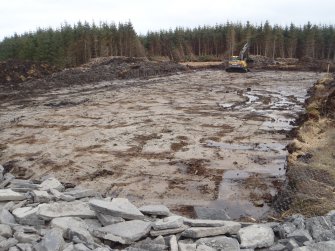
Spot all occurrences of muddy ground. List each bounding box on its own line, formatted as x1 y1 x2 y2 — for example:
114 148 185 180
0 68 322 220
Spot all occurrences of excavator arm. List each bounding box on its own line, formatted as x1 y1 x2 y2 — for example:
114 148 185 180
239 42 249 60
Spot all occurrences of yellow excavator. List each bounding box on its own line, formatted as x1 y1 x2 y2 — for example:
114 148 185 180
226 43 249 73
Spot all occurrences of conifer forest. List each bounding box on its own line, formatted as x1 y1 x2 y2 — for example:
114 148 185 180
0 21 334 67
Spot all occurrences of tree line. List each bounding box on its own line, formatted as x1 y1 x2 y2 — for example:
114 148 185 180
0 21 334 67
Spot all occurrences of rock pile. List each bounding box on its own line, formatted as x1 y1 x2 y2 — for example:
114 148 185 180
0 164 334 251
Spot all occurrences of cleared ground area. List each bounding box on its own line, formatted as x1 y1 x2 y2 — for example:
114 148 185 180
0 70 321 219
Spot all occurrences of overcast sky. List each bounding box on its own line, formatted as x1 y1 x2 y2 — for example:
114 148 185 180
0 0 334 41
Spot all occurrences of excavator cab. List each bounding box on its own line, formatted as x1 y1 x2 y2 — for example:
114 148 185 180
226 43 249 73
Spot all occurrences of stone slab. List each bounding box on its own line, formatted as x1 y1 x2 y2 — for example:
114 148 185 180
139 205 170 216
12 206 45 226
0 189 25 201
150 225 188 236
196 236 240 251
34 228 64 251
153 216 183 230
51 217 94 243
64 188 96 199
89 198 144 220
93 220 152 244
184 218 229 227
182 221 241 238
97 213 124 226
40 177 64 191
238 224 275 249
37 201 96 220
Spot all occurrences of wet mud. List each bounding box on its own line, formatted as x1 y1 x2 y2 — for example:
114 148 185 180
0 70 321 220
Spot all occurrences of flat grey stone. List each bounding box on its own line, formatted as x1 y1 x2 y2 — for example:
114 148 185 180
2 201 15 210
93 220 152 244
184 218 229 227
93 248 112 251
126 248 148 251
0 224 12 238
49 189 75 202
51 217 94 243
40 177 64 192
196 245 216 251
326 210 335 216
64 189 96 199
170 235 178 251
83 218 102 231
196 236 240 251
130 236 167 251
286 239 300 250
97 213 124 226
0 208 16 224
287 229 313 244
14 231 41 243
31 190 51 203
8 247 20 251
289 214 305 229
269 243 287 251
74 243 91 251
0 173 15 189
10 200 27 211
16 243 34 251
34 228 64 251
150 225 188 236
0 238 18 250
10 179 41 192
292 240 335 251
12 206 45 226
0 165 4 182
13 225 38 234
238 225 274 249
0 189 25 201
275 222 296 239
89 198 144 220
178 242 196 251
305 216 335 242
139 205 170 216
194 206 231 220
182 221 241 238
37 201 96 220
153 216 183 230
63 243 74 251
0 236 6 243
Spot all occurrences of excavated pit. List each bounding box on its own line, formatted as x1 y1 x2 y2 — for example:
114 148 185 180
0 70 321 220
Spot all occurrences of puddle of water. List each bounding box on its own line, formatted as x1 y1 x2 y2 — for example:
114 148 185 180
206 140 286 153
260 113 296 131
210 168 283 220
209 197 271 220
218 103 235 109
223 166 286 180
245 93 259 104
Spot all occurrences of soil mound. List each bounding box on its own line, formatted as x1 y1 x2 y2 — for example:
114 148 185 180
249 55 335 72
0 60 59 84
0 57 188 103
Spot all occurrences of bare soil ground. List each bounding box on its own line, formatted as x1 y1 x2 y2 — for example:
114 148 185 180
0 65 322 219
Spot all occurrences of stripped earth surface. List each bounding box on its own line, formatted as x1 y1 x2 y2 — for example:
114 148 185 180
0 70 322 220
